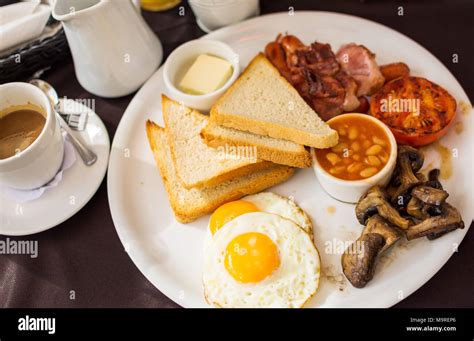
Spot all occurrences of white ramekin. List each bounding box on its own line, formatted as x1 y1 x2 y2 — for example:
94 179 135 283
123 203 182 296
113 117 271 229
189 0 260 32
163 39 240 112
311 113 398 204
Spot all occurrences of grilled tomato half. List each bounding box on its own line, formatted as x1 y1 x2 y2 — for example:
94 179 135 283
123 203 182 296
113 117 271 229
370 76 457 146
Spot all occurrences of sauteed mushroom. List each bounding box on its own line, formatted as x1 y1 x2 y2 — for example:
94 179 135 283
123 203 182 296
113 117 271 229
342 215 402 288
344 145 464 289
362 215 402 253
403 145 425 172
342 233 385 288
390 146 424 207
412 186 449 206
406 177 448 219
416 172 427 183
406 197 430 220
405 203 464 240
355 186 412 229
425 168 443 190
426 227 459 240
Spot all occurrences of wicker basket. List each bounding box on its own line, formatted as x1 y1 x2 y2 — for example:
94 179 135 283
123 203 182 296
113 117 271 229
0 16 70 83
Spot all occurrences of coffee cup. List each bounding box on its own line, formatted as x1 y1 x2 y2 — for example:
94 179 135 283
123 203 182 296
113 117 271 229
0 82 64 190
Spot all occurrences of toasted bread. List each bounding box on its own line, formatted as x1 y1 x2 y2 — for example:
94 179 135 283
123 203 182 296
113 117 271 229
210 53 338 149
201 122 312 168
146 120 295 223
162 95 272 189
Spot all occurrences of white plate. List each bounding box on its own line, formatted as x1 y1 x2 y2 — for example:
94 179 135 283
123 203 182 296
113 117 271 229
108 12 473 307
0 99 110 236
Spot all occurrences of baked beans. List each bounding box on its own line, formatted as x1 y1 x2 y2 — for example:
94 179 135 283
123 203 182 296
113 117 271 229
316 116 391 180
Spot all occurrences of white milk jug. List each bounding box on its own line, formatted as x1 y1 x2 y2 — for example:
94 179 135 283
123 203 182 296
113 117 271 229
53 0 163 98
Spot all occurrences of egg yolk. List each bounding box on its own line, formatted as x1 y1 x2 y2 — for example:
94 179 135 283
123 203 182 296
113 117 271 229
209 201 259 234
224 232 280 283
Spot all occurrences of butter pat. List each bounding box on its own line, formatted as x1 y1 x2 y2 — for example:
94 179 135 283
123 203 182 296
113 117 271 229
179 54 233 95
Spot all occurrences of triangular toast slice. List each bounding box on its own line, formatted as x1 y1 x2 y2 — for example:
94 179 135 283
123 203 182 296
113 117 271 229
201 121 312 168
162 95 272 189
210 53 338 148
145 120 294 223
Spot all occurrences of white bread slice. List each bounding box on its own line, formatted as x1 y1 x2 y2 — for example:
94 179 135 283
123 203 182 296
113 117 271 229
162 95 272 189
201 122 312 168
210 53 338 148
145 120 295 223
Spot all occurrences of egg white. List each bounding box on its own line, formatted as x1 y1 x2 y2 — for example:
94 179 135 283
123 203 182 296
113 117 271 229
203 212 320 308
243 192 313 239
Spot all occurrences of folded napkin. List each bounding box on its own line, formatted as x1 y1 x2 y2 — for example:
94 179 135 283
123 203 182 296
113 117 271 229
0 0 51 52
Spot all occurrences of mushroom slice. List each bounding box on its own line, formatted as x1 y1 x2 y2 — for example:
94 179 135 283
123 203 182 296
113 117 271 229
407 197 430 220
390 146 424 206
425 168 443 190
412 186 449 206
363 215 402 253
356 186 412 229
416 172 427 182
406 174 447 219
402 145 424 172
405 203 465 240
342 233 385 288
426 225 461 240
425 205 443 216
386 184 398 199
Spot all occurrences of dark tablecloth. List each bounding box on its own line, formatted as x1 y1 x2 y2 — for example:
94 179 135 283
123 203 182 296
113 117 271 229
1 0 473 308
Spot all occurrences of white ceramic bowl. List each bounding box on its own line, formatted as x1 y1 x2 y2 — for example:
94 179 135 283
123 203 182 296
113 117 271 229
189 0 260 32
163 39 240 112
311 113 398 203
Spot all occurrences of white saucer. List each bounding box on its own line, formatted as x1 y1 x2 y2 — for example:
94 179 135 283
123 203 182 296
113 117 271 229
0 99 110 236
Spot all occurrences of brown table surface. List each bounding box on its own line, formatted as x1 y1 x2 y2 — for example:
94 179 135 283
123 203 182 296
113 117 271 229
1 0 473 308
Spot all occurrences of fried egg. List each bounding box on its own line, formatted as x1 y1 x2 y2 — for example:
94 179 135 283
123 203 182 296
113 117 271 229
203 212 320 308
209 192 313 239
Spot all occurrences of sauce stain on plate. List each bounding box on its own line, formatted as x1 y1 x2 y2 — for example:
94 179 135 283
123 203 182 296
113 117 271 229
459 101 472 115
454 122 463 134
421 142 453 180
433 142 453 180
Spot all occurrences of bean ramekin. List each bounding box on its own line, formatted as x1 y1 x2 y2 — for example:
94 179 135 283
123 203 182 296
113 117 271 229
311 113 398 203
